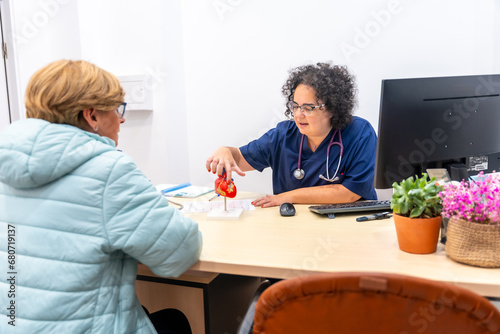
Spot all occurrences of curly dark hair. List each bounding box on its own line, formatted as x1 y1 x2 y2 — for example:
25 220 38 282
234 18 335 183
282 63 357 129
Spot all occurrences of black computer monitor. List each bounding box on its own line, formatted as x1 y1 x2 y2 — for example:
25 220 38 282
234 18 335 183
375 74 500 189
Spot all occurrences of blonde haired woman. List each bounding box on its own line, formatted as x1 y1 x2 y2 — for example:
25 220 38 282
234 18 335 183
0 60 202 334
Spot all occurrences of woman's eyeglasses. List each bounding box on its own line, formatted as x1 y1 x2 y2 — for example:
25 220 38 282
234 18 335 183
287 101 324 117
116 102 127 119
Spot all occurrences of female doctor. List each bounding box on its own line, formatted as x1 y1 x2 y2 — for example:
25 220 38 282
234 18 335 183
206 63 377 208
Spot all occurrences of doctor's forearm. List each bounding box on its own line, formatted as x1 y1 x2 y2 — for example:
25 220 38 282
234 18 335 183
285 184 361 204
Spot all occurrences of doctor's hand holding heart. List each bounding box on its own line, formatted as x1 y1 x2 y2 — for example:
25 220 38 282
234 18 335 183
214 173 237 198
206 63 378 208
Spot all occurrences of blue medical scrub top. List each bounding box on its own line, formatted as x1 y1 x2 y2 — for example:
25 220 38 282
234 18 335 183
240 116 377 200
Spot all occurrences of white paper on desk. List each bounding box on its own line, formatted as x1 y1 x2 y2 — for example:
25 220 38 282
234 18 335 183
156 184 213 198
180 199 256 213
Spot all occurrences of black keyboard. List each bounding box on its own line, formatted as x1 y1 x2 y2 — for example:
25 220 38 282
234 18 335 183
309 200 391 215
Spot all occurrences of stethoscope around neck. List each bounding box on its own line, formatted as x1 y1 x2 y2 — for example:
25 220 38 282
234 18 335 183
293 129 344 182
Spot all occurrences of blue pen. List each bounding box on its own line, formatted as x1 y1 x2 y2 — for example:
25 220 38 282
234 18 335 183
160 182 191 195
208 193 220 201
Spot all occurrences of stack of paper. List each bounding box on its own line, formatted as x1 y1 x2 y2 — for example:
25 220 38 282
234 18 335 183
180 199 256 213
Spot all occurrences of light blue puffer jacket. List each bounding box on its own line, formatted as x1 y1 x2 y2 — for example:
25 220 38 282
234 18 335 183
0 119 202 333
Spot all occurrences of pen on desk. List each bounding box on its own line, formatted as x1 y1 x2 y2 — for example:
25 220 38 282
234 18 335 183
160 182 191 195
208 194 220 201
356 212 392 222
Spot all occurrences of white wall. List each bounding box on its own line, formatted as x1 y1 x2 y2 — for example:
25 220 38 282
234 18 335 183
9 0 500 195
77 0 190 184
11 0 82 94
181 0 499 194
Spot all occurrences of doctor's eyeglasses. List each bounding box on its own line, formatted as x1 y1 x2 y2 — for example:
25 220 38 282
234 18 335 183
287 101 325 117
116 102 127 119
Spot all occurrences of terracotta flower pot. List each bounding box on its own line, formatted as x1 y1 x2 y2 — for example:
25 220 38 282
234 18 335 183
393 214 442 254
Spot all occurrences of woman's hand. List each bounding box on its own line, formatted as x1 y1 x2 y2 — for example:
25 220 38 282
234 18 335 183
206 146 246 181
251 194 290 208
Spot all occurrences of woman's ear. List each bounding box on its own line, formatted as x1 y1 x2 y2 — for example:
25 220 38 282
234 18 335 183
82 108 98 132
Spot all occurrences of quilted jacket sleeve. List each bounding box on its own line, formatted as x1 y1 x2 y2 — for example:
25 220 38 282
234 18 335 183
101 153 202 278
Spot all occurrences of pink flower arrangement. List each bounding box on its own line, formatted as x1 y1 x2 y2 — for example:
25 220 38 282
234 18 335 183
439 172 500 225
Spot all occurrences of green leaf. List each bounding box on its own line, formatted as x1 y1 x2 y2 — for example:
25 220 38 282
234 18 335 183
410 205 424 218
391 173 443 218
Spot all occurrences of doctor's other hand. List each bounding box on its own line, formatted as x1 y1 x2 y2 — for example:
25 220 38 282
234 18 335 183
206 146 246 181
251 194 290 208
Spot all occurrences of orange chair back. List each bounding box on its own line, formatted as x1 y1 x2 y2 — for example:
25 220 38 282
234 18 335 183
253 272 500 334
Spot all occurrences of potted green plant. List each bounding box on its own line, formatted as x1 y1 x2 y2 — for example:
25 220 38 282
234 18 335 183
439 172 500 267
391 173 444 254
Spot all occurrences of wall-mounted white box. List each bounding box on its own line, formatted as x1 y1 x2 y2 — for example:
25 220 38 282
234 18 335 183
118 75 153 111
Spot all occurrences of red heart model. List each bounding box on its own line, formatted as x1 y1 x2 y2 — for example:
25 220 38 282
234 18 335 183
215 173 237 198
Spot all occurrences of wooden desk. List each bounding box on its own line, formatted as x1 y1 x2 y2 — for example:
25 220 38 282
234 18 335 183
184 192 500 298
137 192 500 333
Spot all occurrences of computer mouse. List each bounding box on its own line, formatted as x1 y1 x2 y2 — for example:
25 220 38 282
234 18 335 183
280 202 296 217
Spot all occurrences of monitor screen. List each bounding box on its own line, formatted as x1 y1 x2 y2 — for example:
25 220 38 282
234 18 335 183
375 74 500 189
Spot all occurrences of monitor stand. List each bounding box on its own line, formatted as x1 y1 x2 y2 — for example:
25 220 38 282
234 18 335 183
447 163 468 182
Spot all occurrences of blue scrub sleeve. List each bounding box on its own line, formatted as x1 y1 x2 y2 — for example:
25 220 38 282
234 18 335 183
239 126 283 172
